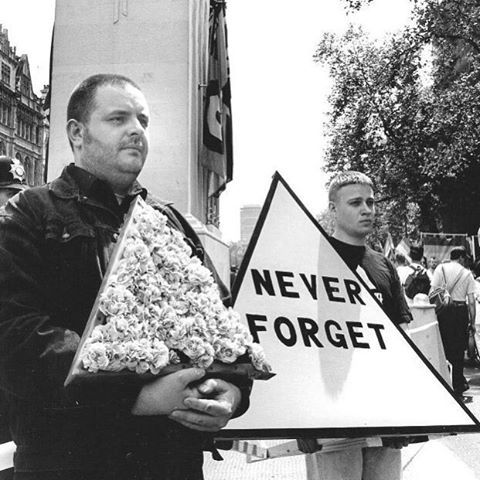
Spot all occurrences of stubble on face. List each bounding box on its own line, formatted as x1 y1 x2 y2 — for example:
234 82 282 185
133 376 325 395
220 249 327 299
76 84 150 193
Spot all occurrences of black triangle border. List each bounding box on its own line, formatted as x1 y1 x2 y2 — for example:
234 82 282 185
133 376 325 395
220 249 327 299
224 171 480 439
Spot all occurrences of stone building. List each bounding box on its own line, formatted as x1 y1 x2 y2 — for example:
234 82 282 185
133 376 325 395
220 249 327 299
0 25 47 186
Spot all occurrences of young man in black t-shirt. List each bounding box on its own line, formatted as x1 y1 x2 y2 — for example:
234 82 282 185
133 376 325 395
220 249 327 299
308 171 412 480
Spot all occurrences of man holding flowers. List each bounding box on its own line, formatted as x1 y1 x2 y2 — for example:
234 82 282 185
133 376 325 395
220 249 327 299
0 74 249 479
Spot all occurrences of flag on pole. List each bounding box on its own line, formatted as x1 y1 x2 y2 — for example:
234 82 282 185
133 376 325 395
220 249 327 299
396 237 411 263
383 232 395 262
201 0 233 198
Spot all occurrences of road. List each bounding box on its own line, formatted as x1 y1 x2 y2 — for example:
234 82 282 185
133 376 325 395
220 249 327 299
204 365 480 479
402 365 480 480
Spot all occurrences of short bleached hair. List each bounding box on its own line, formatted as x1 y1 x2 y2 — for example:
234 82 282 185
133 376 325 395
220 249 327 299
328 171 374 202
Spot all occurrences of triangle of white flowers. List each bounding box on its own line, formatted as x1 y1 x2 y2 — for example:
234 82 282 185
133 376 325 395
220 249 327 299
68 197 271 382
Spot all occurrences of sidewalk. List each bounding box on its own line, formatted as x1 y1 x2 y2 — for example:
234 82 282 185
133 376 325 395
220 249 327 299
203 435 480 479
403 437 479 480
204 441 306 480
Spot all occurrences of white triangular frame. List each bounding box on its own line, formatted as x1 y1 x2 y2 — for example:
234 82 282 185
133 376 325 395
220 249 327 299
219 172 480 439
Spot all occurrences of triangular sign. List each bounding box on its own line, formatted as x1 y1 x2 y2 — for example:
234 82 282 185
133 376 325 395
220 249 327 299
222 173 480 439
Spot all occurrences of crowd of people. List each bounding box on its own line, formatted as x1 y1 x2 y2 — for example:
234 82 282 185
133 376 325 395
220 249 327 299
393 242 480 402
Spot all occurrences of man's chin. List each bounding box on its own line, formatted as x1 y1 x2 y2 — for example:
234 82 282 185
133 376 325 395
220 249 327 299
350 227 373 239
118 157 146 174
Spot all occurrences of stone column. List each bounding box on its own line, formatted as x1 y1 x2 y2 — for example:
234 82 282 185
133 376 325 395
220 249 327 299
48 0 230 283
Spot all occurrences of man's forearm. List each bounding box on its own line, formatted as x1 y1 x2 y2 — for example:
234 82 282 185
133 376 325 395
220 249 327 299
468 294 476 326
469 304 476 326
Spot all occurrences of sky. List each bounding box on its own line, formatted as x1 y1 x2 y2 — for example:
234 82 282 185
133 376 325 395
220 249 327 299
2 0 411 241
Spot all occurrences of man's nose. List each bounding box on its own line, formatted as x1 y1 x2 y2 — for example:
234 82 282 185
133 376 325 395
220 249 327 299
362 202 373 213
127 117 145 136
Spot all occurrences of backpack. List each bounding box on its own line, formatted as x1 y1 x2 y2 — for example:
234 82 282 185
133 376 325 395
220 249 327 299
404 265 431 299
429 266 465 314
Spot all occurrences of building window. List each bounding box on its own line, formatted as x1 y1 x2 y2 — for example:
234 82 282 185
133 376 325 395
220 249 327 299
0 141 5 155
1 63 10 85
0 103 5 125
25 156 33 185
21 76 29 96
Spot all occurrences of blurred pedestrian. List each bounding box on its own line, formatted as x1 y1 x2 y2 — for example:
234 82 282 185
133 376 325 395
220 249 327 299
472 259 480 321
0 155 27 480
395 252 411 285
0 156 27 208
427 256 438 280
431 247 476 399
403 244 431 302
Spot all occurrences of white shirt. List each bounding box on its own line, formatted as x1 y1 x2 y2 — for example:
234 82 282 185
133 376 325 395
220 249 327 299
431 262 476 302
397 265 412 285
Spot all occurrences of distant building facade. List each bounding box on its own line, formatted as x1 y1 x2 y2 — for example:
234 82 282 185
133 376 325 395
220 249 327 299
240 204 261 246
0 25 47 186
229 204 261 281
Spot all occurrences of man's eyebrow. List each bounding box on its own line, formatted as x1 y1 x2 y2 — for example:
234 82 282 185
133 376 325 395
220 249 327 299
106 109 129 116
346 196 375 202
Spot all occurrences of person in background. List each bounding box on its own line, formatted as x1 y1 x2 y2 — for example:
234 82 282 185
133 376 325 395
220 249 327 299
0 156 27 208
0 156 27 480
395 252 411 286
402 244 431 303
427 256 438 280
431 247 476 400
472 260 480 325
306 171 412 480
472 260 480 288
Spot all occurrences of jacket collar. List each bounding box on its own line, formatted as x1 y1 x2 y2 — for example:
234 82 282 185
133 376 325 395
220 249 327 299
49 164 147 201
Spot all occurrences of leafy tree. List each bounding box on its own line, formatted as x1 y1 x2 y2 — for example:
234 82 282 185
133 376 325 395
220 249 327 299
318 0 480 239
316 209 335 236
341 0 374 12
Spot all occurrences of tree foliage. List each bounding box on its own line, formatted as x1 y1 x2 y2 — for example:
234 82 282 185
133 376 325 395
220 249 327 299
318 0 480 239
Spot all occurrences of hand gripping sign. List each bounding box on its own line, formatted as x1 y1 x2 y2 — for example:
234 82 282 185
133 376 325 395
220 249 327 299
219 173 480 439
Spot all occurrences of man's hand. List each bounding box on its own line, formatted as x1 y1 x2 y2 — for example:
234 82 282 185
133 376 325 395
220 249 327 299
382 436 411 449
168 378 241 432
131 368 205 416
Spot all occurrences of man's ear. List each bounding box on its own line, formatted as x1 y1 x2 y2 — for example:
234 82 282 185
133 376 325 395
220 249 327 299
66 119 84 149
328 201 336 215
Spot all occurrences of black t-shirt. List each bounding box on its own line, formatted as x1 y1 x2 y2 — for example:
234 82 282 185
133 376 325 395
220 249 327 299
329 236 412 326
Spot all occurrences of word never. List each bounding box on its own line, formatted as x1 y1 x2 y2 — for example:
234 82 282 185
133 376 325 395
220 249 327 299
251 269 366 304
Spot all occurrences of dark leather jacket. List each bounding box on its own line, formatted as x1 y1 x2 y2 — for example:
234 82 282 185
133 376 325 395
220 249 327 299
0 164 249 473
